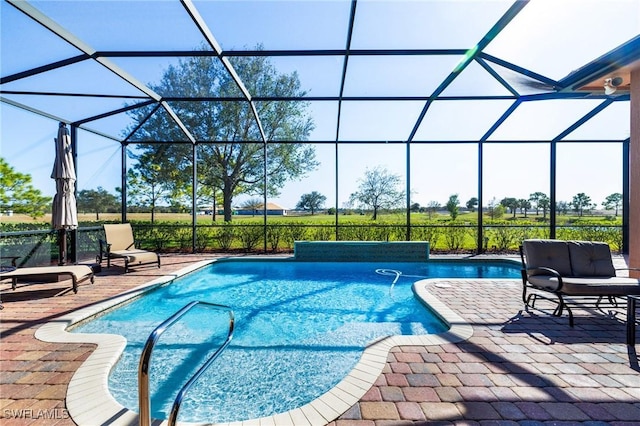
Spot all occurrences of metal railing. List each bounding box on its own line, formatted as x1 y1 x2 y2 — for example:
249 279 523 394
0 226 103 266
138 301 235 426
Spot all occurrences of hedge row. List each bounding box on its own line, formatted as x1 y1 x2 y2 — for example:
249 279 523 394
1 220 624 266
130 221 623 254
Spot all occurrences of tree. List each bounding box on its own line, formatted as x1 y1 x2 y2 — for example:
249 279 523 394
557 201 570 215
197 186 222 221
486 197 504 220
571 193 592 217
126 151 174 224
539 196 551 218
501 197 516 217
0 158 50 219
446 194 459 220
349 166 404 220
529 192 550 219
529 192 547 216
602 192 623 217
241 198 263 216
466 197 478 212
77 187 119 220
500 197 519 218
296 191 326 215
124 46 317 222
425 201 440 220
518 198 531 218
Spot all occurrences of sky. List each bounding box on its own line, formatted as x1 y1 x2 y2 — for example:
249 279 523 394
1 0 638 210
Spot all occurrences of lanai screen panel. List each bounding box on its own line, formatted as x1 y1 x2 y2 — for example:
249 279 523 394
1 0 637 219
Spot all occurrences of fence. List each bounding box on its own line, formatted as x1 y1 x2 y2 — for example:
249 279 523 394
1 223 624 266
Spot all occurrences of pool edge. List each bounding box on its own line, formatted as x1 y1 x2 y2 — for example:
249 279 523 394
35 262 482 426
34 259 215 426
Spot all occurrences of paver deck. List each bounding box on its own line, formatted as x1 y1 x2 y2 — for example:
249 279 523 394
1 254 638 425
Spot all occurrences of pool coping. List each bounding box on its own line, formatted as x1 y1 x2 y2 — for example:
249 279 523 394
34 258 477 426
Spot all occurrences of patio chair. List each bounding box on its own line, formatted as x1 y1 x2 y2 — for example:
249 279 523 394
520 239 640 326
0 264 94 293
98 223 160 273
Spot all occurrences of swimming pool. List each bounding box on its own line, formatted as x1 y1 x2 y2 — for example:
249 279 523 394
70 259 519 424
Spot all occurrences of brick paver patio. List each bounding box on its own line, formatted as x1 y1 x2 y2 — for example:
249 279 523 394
1 254 638 425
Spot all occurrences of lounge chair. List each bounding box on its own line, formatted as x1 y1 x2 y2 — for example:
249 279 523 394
0 264 94 293
98 223 160 273
520 239 640 326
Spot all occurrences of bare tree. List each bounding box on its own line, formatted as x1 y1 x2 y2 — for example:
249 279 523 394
349 166 404 220
426 201 441 220
241 198 263 217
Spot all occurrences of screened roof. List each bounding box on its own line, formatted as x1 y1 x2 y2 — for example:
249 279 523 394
2 0 639 146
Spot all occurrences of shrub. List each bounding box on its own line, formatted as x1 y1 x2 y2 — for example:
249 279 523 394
607 227 624 253
213 223 235 250
284 222 308 248
412 224 441 248
311 225 333 241
238 225 263 252
267 225 285 251
351 224 372 241
466 224 481 252
150 226 175 251
387 223 406 241
195 227 214 251
487 223 521 251
443 225 467 251
176 227 193 251
371 222 393 241
131 223 175 250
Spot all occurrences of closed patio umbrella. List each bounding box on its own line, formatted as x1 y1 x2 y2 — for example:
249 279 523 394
51 122 78 265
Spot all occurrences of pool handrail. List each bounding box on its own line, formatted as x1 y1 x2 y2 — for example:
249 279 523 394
138 300 235 426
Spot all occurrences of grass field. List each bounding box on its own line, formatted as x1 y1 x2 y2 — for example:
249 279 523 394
0 210 621 225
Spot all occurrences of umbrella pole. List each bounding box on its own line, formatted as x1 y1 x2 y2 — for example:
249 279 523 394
70 229 77 264
58 229 67 266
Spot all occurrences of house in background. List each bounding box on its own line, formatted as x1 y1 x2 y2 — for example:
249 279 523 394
235 202 288 216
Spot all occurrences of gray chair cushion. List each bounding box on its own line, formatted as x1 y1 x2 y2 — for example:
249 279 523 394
528 275 640 295
560 276 640 295
568 241 616 277
523 239 572 276
527 275 562 292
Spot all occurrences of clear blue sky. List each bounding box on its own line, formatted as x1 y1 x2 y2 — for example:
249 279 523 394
1 0 637 210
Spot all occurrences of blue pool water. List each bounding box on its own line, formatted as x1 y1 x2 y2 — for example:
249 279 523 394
73 259 519 423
